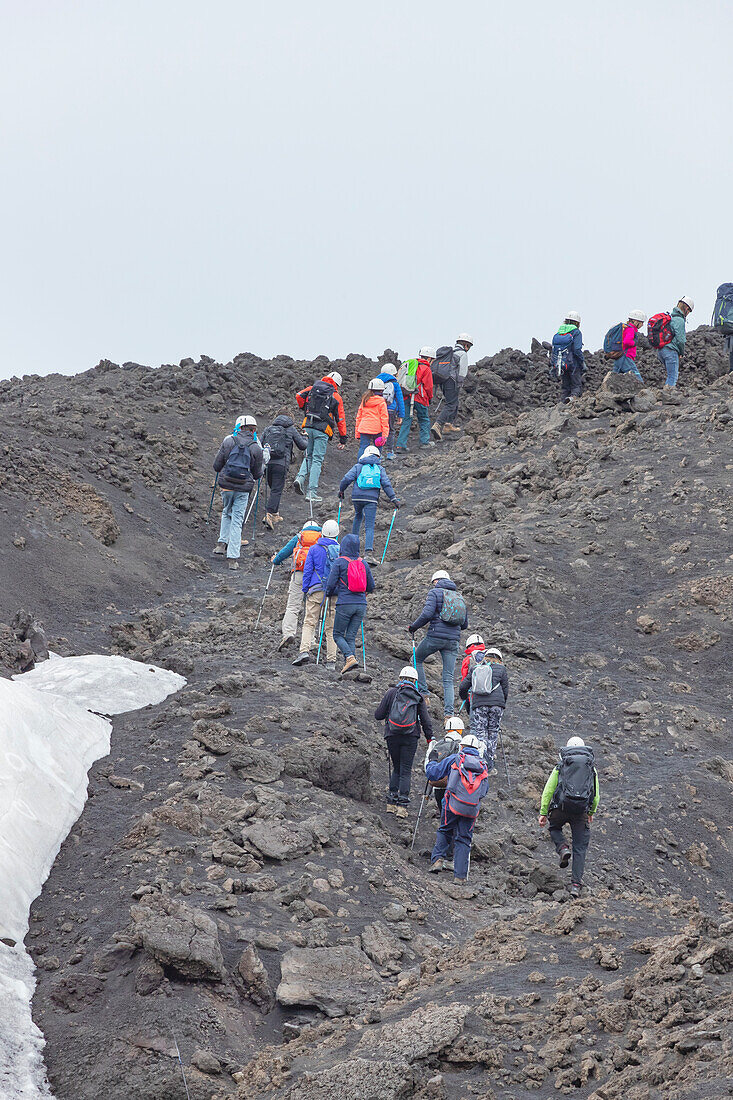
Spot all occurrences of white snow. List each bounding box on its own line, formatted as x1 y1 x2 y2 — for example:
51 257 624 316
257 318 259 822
0 655 185 1099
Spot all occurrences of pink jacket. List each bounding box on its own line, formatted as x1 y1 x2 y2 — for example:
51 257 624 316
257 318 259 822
622 323 638 360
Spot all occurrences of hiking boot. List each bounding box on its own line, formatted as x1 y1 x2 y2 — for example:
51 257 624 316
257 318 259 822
431 423 443 441
386 451 396 460
227 559 239 570
293 479 305 496
365 556 379 568
263 513 275 530
442 423 461 434
273 512 284 524
420 440 436 448
395 806 408 820
568 882 582 898
292 652 310 666
395 446 407 453
386 802 397 814
453 876 467 884
278 635 296 651
429 860 443 873
558 844 571 869
340 655 359 676
306 492 322 503
212 542 226 556
326 657 337 667
444 859 455 873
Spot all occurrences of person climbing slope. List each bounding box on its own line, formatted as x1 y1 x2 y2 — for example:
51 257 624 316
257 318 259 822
294 371 347 503
374 665 433 818
550 312 586 403
460 633 485 680
396 348 435 451
605 310 646 382
409 570 468 718
376 363 405 460
260 410 308 529
458 646 509 768
324 533 375 675
648 297 694 390
431 334 473 440
293 519 341 667
538 735 600 898
426 732 489 883
271 520 322 650
338 445 399 566
354 378 391 458
212 415 264 570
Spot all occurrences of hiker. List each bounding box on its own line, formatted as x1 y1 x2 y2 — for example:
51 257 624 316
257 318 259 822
260 411 308 529
458 646 509 768
538 735 600 898
550 312 586 403
375 665 433 818
606 311 647 381
425 716 464 812
354 378 391 458
431 334 473 441
293 519 341 667
294 371 347 503
649 297 694 389
409 570 468 718
460 633 485 679
426 733 489 883
396 348 435 452
338 444 399 565
376 363 405 460
271 520 322 650
324 532 375 675
711 283 733 372
212 415 264 570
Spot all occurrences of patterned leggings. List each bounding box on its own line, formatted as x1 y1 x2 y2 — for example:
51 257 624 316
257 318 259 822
470 705 503 768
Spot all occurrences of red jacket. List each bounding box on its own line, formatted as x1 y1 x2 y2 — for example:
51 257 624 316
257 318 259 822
413 358 434 407
296 377 347 442
460 643 485 680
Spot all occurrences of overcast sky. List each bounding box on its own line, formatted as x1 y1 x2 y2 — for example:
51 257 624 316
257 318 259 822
1 0 731 379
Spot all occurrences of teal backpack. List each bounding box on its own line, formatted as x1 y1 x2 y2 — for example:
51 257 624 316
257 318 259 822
356 461 382 490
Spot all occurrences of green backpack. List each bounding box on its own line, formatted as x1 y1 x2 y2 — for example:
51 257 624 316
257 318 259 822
396 358 419 393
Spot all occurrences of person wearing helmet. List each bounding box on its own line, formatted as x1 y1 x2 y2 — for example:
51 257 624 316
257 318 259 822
271 520 322 650
212 416 264 569
425 731 489 883
376 362 405 460
374 666 434 817
409 570 469 718
396 348 435 452
612 310 647 383
657 297 694 390
324 532 376 675
538 736 600 897
294 372 347 503
431 334 474 441
354 378 391 458
260 409 308 529
460 633 486 680
338 444 399 565
550 313 586 404
293 519 341 666
425 716 464 819
458 647 509 769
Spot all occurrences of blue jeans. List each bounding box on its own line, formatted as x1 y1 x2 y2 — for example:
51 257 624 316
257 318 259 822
415 637 459 716
613 355 643 382
296 429 329 492
657 346 679 387
357 433 379 458
397 402 431 446
218 490 249 559
432 802 476 879
352 500 377 552
333 604 366 658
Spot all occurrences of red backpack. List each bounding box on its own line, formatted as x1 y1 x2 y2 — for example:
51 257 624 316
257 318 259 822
343 557 367 593
648 313 673 349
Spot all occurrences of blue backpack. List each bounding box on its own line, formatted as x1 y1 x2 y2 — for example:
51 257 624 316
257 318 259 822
356 462 382 490
712 283 733 335
223 441 251 481
549 332 574 378
603 322 624 359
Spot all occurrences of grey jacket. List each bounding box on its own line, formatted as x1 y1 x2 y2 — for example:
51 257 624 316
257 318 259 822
453 346 469 381
213 430 264 491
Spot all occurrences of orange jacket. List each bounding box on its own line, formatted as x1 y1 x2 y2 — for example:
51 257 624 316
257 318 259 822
354 395 390 441
296 377 347 442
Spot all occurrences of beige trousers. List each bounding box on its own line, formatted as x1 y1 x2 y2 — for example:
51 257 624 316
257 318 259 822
281 570 304 639
300 592 337 659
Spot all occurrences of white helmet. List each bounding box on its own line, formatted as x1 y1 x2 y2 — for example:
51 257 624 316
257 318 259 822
325 371 342 387
420 346 436 359
456 333 473 346
380 363 397 376
322 520 339 538
485 647 503 661
368 377 385 391
565 311 581 324
466 634 484 648
444 716 465 733
362 445 381 459
302 521 322 533
566 736 585 748
235 415 257 428
399 665 418 681
431 570 450 583
628 309 646 324
460 733 480 749
678 296 694 311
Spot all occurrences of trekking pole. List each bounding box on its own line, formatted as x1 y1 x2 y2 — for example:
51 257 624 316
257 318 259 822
255 563 275 628
337 500 342 525
250 478 261 543
172 1032 192 1100
380 509 397 565
498 725 511 791
206 474 218 523
458 699 466 714
412 639 417 669
361 621 367 670
410 780 430 850
315 600 327 664
244 486 257 525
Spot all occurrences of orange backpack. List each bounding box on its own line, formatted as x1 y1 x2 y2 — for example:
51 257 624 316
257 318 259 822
293 528 321 571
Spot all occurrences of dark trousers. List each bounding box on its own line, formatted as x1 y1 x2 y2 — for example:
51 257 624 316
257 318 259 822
386 734 418 804
549 808 590 884
432 802 475 879
437 377 460 424
561 364 583 400
266 460 287 513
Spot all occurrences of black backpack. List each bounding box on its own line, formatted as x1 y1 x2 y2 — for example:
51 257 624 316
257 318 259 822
386 684 421 735
554 746 595 814
305 380 335 428
432 345 455 383
712 283 733 335
222 441 251 482
265 423 289 460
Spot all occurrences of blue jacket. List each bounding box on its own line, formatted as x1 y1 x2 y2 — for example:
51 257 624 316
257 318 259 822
377 371 405 417
324 533 376 607
339 457 398 506
273 535 298 566
302 536 340 594
426 746 489 801
409 579 468 644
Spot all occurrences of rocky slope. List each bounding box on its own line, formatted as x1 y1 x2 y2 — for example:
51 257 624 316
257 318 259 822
1 331 731 1099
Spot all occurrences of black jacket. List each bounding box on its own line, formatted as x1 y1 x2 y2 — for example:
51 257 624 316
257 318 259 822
213 430 264 491
261 415 308 467
459 660 509 710
374 683 433 741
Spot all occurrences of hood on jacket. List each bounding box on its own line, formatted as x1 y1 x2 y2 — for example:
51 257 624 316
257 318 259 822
316 535 338 547
434 578 457 592
272 414 294 428
557 323 579 335
465 642 485 656
228 428 256 446
340 534 360 559
357 454 382 468
321 376 339 391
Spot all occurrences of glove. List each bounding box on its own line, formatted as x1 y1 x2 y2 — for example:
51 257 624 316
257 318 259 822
338 492 345 500
393 499 400 509
408 624 416 634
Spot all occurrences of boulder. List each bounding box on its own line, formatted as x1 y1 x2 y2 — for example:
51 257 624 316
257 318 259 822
281 735 370 801
277 945 383 1017
237 945 273 1011
130 899 224 981
242 821 315 861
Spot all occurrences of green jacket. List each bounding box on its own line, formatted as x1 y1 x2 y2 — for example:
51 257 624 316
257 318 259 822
669 307 687 356
540 766 600 815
